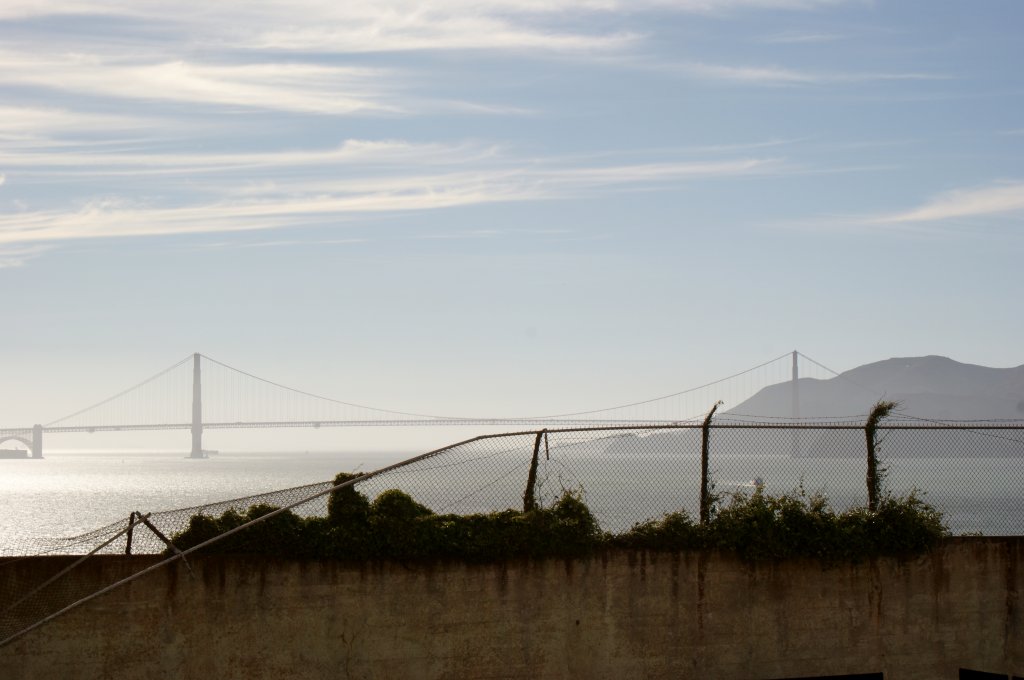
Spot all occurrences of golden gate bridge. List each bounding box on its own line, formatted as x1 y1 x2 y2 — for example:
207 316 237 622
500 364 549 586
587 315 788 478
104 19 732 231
0 351 849 458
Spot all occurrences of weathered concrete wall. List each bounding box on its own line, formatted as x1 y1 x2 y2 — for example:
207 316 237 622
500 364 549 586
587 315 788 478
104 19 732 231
1 538 1022 680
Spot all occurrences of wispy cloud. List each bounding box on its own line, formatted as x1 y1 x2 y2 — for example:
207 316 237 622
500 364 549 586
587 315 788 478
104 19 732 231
871 181 1024 225
420 229 505 240
680 62 818 84
762 31 844 44
420 228 573 240
0 138 501 175
0 244 51 268
0 51 400 116
0 1 889 126
0 2 640 57
0 0 855 17
0 155 783 247
0 105 162 142
0 1 860 33
660 0 857 10
250 16 638 54
199 238 370 250
0 0 872 89
779 180 1024 235
675 61 948 86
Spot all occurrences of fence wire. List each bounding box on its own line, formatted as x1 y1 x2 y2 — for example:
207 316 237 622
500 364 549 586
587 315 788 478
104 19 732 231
2 421 1024 649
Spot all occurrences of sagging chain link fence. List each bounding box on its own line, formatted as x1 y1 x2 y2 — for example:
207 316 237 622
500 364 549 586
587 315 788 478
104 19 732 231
3 418 1024 648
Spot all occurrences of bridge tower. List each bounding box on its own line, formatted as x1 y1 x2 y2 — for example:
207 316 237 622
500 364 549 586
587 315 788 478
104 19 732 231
190 353 204 459
791 350 799 420
32 424 43 459
791 350 800 457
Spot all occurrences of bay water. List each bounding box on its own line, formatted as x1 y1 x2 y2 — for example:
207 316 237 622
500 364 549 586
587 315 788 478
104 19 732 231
0 450 402 552
2 446 1022 555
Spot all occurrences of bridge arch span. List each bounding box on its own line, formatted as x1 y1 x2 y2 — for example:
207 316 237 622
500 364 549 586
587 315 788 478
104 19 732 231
0 435 32 450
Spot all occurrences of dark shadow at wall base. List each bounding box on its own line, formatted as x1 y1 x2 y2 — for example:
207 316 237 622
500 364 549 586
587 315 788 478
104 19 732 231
768 674 882 680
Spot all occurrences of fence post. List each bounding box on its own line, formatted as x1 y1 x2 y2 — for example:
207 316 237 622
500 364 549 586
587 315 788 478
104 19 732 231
125 512 136 555
700 401 723 525
865 400 896 512
523 430 546 512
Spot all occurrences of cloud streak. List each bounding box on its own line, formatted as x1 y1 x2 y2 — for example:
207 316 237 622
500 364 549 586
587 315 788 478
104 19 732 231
0 155 782 246
0 0 859 35
675 61 948 86
779 181 1024 235
762 31 844 44
0 138 501 175
0 0 922 130
0 2 641 59
0 244 51 268
0 51 400 116
871 182 1024 225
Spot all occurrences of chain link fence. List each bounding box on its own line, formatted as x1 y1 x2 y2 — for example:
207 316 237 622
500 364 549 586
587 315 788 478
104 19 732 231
3 420 1024 648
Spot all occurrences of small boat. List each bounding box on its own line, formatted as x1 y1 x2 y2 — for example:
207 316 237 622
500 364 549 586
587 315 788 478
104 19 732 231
0 449 29 460
732 477 765 491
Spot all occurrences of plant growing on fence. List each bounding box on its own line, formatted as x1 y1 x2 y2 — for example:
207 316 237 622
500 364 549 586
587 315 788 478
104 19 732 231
865 400 897 511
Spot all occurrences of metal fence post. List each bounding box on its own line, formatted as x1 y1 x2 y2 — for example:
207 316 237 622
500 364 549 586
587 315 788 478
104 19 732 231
700 402 723 524
523 429 546 512
125 512 136 555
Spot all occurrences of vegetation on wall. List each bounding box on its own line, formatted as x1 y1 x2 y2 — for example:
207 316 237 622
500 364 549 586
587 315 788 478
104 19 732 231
614 487 946 562
169 471 947 563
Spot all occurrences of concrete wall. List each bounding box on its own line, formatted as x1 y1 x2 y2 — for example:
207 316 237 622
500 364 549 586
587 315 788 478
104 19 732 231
1 538 1022 680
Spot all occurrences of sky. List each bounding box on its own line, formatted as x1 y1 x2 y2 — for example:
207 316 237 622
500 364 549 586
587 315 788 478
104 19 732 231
1 0 1022 453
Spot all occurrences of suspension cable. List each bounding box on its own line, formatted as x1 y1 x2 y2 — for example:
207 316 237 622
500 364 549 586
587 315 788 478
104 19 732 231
797 351 879 396
203 351 795 422
200 354 470 421
516 351 794 419
45 355 194 426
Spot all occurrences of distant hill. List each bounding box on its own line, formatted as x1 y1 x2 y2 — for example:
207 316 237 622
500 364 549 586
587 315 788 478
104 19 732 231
595 356 1024 468
728 355 1024 421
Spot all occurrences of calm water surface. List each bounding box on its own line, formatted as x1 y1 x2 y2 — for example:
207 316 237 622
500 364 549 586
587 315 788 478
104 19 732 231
2 447 1021 553
0 450 403 547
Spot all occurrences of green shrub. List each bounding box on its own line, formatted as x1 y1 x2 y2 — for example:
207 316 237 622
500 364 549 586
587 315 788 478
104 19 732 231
171 503 307 556
424 509 528 562
700 488 948 562
614 511 701 551
327 472 370 526
169 475 948 563
521 490 603 558
368 490 435 559
707 489 839 561
869 491 947 556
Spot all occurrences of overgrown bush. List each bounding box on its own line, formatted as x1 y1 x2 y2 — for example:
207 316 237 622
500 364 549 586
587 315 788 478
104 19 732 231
706 489 840 561
171 483 602 562
170 474 948 563
171 503 310 556
327 472 370 525
615 487 948 562
612 511 701 552
520 490 603 558
868 491 947 556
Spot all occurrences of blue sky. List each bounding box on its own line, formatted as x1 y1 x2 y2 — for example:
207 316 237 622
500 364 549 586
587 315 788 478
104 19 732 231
1 0 1022 452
